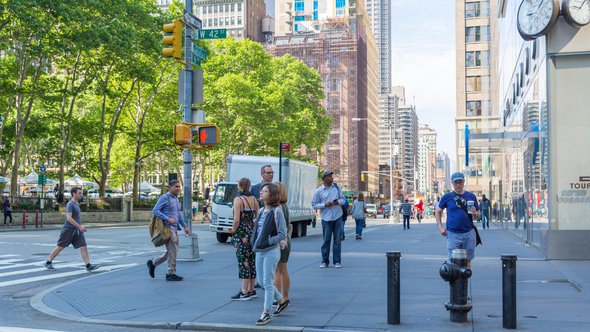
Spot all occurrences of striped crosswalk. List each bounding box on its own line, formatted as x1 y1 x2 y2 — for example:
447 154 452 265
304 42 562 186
0 254 138 289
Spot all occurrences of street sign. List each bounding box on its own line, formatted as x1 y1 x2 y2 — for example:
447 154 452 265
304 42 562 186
183 12 202 30
40 165 46 174
192 55 201 66
38 173 47 185
194 29 227 40
280 142 291 152
192 44 207 60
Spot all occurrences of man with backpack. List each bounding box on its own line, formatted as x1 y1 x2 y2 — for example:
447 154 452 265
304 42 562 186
311 171 345 269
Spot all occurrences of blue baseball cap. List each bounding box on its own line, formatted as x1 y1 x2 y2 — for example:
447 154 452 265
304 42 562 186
451 172 465 182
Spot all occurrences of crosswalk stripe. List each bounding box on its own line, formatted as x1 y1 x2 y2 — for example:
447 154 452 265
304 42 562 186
0 263 137 288
0 262 83 278
0 258 24 264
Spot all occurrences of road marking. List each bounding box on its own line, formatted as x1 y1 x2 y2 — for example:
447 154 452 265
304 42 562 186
0 258 25 264
0 263 136 288
0 327 66 332
0 262 84 278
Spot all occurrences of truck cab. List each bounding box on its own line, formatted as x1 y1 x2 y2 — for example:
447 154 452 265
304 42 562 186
209 182 239 243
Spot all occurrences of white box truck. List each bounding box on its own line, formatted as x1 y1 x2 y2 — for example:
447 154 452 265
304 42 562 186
209 155 318 243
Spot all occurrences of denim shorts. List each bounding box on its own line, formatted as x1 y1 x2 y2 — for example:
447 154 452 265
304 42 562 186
447 229 476 260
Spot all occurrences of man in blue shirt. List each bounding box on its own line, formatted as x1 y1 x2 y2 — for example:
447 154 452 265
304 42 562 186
312 171 345 268
435 172 480 268
147 180 190 281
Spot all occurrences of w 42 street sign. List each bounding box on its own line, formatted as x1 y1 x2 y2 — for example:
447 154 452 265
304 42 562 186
194 29 227 40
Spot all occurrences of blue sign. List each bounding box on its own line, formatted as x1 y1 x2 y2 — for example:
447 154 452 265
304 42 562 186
40 165 46 174
465 124 469 167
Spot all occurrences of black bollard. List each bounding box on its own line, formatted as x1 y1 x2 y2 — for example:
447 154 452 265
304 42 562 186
502 255 517 329
386 251 401 325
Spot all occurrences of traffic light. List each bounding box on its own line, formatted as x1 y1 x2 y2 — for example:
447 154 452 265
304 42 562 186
174 123 191 145
162 20 183 59
197 125 220 145
361 173 365 181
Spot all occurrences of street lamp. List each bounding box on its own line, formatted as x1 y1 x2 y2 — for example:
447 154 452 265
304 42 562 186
353 117 396 223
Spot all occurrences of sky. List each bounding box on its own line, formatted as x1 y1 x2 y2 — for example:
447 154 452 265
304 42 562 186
391 0 457 165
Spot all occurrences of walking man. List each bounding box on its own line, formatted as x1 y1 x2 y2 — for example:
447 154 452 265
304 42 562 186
44 187 100 272
435 172 480 269
251 165 274 202
480 194 491 229
399 198 413 230
311 171 345 268
147 180 190 281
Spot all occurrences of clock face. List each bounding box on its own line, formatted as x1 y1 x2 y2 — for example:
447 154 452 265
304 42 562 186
564 0 590 28
517 0 560 40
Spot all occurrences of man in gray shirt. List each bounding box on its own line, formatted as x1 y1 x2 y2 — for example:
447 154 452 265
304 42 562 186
44 187 100 272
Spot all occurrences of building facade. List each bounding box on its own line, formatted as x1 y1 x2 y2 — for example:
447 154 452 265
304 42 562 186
398 104 418 195
455 0 502 199
268 1 380 195
435 151 451 195
495 0 590 259
418 124 437 200
195 0 266 42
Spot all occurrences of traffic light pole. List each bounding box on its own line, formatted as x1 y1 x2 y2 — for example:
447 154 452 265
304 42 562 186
180 0 202 261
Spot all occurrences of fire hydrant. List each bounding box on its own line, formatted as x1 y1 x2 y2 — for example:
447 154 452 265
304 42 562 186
439 248 472 322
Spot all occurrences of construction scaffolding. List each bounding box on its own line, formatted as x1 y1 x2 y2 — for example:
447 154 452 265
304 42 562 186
267 16 379 194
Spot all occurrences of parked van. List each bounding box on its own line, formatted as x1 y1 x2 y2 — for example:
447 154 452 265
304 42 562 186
209 155 318 243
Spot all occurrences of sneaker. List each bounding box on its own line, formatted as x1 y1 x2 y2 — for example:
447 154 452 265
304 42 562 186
273 299 290 316
230 291 251 301
44 262 55 270
86 264 100 272
146 260 155 278
256 312 271 326
358 236 362 240
334 263 342 269
248 290 257 298
319 262 328 268
165 273 183 281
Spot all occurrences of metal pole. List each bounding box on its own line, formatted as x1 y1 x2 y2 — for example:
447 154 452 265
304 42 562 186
279 143 282 182
389 122 395 223
179 0 201 260
502 255 517 329
386 251 401 325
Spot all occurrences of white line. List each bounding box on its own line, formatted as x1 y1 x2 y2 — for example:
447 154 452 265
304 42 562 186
0 254 18 258
0 263 136 288
0 327 66 332
0 262 86 277
0 258 25 264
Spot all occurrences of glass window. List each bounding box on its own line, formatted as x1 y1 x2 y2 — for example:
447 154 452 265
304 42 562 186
465 1 490 18
466 27 475 42
295 0 304 11
225 4 229 12
295 15 305 22
231 17 235 25
466 52 475 67
336 0 346 8
208 18 212 26
208 5 212 13
231 4 234 12
237 30 242 38
466 101 482 116
238 16 242 25
214 4 218 13
202 6 206 14
225 17 229 26
237 3 242 11
466 51 490 67
214 18 218 26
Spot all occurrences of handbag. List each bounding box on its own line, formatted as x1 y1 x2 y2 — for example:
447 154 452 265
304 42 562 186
149 215 171 247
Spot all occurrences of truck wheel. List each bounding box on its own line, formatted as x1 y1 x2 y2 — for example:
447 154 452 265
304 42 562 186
216 233 229 243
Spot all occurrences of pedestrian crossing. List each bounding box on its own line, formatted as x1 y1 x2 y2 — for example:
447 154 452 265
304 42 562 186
0 254 137 289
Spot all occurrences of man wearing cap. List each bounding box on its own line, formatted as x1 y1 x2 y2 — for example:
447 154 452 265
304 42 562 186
435 172 481 268
312 171 346 268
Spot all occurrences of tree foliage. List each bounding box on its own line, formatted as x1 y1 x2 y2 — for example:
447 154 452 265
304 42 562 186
0 1 329 197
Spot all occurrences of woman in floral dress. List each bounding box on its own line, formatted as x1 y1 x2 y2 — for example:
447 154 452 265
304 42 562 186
230 177 259 300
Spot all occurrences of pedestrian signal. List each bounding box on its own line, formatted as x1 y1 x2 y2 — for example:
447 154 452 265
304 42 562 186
197 125 220 145
174 123 191 145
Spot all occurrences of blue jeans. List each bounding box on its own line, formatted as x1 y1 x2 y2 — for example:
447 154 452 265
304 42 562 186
255 248 282 310
403 215 410 229
482 211 490 229
354 218 364 236
321 217 342 265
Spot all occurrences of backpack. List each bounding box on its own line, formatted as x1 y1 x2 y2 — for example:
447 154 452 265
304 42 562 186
341 204 349 221
149 216 171 247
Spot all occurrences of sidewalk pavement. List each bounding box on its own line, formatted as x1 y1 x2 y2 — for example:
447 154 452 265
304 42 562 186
31 219 590 331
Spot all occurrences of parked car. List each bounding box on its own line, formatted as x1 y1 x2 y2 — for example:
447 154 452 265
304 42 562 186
366 204 377 218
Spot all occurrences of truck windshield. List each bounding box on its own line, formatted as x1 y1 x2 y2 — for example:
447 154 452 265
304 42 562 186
213 183 238 206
